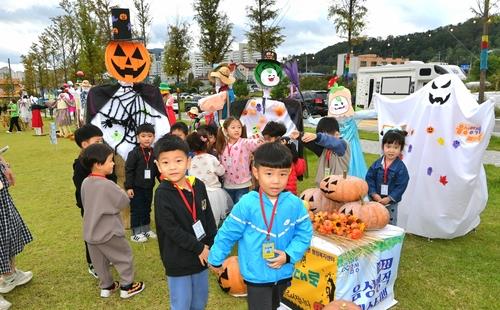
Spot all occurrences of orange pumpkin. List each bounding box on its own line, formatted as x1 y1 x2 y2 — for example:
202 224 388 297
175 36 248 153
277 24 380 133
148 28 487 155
320 171 368 202
339 200 390 230
105 41 151 83
299 188 342 213
217 256 247 297
323 300 361 310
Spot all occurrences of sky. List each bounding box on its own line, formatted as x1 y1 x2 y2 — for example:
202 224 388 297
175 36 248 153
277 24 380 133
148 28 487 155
0 0 480 71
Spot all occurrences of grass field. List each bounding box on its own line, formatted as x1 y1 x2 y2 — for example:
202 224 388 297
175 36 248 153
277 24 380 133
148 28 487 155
1 122 499 309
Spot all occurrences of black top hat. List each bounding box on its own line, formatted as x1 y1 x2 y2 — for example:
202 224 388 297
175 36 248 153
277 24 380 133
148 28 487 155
258 51 281 65
111 8 132 40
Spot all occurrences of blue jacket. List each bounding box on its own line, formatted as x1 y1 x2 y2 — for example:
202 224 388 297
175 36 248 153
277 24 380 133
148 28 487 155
208 190 313 285
365 157 409 203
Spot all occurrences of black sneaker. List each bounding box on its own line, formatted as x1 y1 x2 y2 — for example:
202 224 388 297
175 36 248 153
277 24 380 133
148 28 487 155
100 281 119 298
120 282 145 299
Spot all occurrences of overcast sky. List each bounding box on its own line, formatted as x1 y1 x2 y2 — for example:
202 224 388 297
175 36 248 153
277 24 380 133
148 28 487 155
0 0 480 71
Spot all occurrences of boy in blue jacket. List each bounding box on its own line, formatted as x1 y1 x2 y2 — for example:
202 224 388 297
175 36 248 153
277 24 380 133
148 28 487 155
208 142 313 310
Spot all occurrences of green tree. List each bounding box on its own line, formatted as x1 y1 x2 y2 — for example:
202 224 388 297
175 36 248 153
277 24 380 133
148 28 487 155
328 0 367 77
163 22 192 84
193 0 234 66
246 0 285 58
233 80 249 98
152 75 162 87
21 53 38 95
134 0 152 46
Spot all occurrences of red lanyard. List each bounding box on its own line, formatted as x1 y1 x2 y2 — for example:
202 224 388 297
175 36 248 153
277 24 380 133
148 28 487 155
259 188 279 240
89 173 106 178
140 147 151 168
325 149 332 167
226 138 239 157
174 182 196 221
383 157 392 184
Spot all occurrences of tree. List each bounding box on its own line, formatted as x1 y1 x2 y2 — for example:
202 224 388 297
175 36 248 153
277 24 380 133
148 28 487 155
21 53 37 95
233 80 249 98
193 0 234 66
246 0 285 58
163 21 192 84
134 0 152 46
328 0 367 78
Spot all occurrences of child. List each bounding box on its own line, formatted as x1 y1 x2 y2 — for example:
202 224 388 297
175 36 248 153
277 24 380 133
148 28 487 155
153 135 217 310
125 123 158 243
208 142 313 310
6 100 21 134
216 117 262 204
0 155 33 308
294 117 350 186
170 122 189 140
73 124 118 278
80 143 144 299
262 121 306 195
187 131 232 226
196 124 218 156
365 130 410 225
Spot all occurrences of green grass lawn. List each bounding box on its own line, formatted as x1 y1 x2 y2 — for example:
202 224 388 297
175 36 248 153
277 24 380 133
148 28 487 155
1 122 499 309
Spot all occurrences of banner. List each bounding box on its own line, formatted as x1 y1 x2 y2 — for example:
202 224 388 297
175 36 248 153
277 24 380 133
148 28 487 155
283 248 338 309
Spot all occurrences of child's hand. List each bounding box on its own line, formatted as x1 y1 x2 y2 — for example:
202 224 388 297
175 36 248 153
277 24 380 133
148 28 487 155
379 197 391 206
198 245 209 266
372 194 382 202
266 249 287 269
127 189 134 198
289 130 300 140
301 132 317 143
209 264 224 275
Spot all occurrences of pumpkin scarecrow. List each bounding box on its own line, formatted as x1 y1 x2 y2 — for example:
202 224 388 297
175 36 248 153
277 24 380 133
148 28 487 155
159 82 176 125
86 7 169 161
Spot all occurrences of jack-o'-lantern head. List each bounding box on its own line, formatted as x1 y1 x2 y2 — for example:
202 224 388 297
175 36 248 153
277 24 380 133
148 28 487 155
105 41 151 83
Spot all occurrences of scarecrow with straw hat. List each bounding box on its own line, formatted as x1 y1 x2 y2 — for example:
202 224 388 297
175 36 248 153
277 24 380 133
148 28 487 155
159 82 177 126
79 79 92 124
198 64 236 125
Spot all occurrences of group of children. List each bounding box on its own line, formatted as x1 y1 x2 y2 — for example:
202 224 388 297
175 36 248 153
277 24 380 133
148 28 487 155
68 112 409 309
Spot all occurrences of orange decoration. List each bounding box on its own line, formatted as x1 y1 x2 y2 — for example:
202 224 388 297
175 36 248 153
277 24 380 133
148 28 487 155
340 200 390 230
105 41 151 83
310 210 366 239
426 126 434 134
274 105 286 117
320 171 369 202
217 256 247 297
299 188 342 213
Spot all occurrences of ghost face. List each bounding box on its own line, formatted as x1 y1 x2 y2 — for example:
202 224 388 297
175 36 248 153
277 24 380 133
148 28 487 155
429 79 451 105
260 68 280 87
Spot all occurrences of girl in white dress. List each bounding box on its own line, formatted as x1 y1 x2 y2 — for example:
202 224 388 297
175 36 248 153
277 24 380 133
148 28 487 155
186 132 233 226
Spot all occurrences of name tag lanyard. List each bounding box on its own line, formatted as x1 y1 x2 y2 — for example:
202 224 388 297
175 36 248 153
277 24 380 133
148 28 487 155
174 182 197 221
383 157 392 184
259 188 279 240
141 147 151 169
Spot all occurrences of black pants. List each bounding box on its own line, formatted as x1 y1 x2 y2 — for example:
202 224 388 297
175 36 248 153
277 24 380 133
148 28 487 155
80 207 92 265
247 282 289 310
8 116 21 132
130 187 153 232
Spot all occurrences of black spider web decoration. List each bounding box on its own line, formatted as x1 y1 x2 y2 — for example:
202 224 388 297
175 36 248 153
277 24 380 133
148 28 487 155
97 87 160 152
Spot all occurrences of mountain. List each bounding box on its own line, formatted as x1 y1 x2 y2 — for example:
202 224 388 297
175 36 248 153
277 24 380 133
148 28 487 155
295 17 500 74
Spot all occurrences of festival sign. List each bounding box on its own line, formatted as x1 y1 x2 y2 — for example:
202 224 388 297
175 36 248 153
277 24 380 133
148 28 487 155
282 225 404 310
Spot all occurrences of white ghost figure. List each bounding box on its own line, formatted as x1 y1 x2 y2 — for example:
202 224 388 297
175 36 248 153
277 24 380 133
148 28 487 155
373 74 495 239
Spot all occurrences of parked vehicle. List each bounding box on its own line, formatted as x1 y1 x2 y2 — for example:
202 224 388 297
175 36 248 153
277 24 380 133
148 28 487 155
356 62 467 109
291 90 328 119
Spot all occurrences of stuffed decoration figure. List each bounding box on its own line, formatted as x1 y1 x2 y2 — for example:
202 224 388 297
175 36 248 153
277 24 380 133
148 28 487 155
86 7 169 161
79 79 92 125
374 74 494 239
239 51 298 137
198 64 236 124
159 82 177 126
55 87 73 138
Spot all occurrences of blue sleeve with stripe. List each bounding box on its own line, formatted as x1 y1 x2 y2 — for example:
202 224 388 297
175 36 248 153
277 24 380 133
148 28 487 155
284 201 313 263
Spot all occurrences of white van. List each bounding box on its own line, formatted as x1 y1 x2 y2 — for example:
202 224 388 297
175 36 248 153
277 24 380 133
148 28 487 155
356 62 466 109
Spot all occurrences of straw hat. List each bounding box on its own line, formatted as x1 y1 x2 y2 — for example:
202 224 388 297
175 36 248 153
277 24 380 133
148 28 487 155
209 65 235 85
81 80 91 88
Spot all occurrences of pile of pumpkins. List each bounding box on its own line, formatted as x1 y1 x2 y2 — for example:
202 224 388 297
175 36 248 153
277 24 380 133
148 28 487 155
300 171 390 238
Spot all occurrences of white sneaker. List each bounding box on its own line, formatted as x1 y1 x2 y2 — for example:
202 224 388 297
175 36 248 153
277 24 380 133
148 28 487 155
144 230 157 239
0 270 33 294
0 295 12 310
120 282 145 299
100 281 119 298
130 234 147 243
